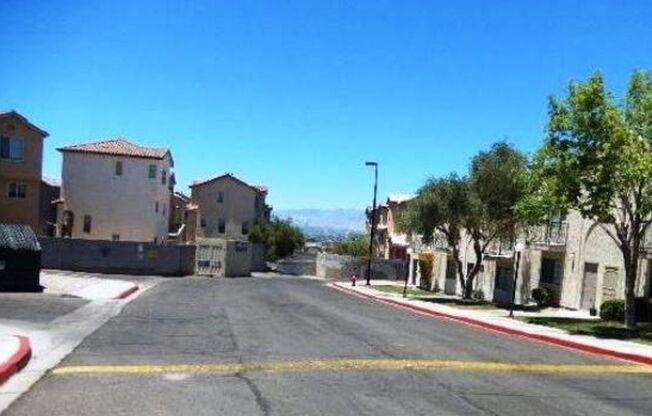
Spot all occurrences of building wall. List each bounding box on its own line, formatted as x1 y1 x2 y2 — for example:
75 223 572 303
192 177 262 240
60 152 172 242
0 114 44 231
40 237 195 276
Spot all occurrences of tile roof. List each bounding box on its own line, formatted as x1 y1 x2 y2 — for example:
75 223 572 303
57 138 170 160
0 110 49 137
0 224 41 251
190 173 268 194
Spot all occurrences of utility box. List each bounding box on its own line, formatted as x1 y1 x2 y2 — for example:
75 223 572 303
0 224 42 292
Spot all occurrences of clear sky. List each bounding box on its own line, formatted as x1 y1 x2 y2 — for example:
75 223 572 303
2 1 651 210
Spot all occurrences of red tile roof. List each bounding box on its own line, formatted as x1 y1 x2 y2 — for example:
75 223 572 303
57 138 171 161
190 173 267 194
0 110 49 137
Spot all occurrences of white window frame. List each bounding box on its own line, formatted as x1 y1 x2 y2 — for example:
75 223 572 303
7 182 27 199
0 136 25 161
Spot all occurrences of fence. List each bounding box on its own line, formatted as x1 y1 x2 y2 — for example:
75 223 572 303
315 253 407 280
40 237 196 276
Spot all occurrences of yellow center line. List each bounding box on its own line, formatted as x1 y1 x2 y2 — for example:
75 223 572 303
52 358 652 376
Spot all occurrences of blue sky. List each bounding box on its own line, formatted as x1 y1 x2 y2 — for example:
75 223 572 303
2 1 651 210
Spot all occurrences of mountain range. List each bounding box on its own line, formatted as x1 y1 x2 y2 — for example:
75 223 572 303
275 208 366 239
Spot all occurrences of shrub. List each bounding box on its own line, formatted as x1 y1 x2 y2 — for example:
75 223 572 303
472 289 485 301
531 287 551 308
331 234 369 258
418 252 434 290
249 218 305 261
600 299 625 322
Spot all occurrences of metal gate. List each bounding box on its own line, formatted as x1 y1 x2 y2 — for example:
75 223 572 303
195 238 227 277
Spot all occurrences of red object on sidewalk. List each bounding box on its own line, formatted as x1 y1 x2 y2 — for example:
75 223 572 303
331 283 652 367
0 336 32 385
350 275 357 287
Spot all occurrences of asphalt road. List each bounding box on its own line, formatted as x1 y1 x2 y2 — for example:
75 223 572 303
5 276 652 415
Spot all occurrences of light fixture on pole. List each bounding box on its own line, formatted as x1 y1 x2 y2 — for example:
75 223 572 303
365 161 378 286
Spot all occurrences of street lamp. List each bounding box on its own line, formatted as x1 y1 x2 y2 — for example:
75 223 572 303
509 242 526 318
365 161 378 286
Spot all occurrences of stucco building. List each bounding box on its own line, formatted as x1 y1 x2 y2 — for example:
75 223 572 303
56 138 173 242
408 211 652 312
366 194 414 260
0 110 49 233
190 173 271 241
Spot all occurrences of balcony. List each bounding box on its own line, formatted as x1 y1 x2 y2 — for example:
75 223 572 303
529 221 568 246
484 238 514 257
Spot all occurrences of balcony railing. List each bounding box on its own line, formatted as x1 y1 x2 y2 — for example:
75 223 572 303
485 238 514 257
529 221 568 246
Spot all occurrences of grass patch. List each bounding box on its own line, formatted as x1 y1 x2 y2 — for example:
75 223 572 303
372 285 437 298
519 317 652 345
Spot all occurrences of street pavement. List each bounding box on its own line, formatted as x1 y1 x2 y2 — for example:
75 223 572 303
4 276 652 415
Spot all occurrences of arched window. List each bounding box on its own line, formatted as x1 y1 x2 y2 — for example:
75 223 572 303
83 215 92 234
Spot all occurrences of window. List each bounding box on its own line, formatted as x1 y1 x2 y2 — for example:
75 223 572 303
115 161 123 176
218 219 226 234
162 204 166 216
541 258 563 286
162 169 167 185
242 221 249 235
155 202 159 213
0 136 24 160
148 164 157 179
112 234 120 241
200 218 207 227
7 182 27 199
83 215 92 233
217 191 224 203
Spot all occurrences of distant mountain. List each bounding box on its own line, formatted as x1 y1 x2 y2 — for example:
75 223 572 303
275 209 365 239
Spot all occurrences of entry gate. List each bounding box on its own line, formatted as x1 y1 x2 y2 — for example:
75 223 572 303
195 238 227 277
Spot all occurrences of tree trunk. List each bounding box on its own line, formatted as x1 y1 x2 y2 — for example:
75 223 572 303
622 247 638 329
451 245 466 297
463 236 484 299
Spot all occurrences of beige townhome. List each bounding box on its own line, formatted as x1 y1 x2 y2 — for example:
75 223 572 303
410 211 652 312
190 173 271 241
56 138 174 243
365 194 414 260
0 110 49 233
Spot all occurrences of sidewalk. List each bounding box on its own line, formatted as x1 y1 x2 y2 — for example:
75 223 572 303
330 281 652 366
41 270 140 300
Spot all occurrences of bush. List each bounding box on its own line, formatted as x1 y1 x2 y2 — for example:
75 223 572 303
248 218 305 261
600 299 625 322
418 252 434 290
472 289 485 301
331 235 369 258
531 287 551 308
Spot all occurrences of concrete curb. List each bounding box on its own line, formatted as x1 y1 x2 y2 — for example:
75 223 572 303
115 285 139 300
330 282 652 367
0 336 32 385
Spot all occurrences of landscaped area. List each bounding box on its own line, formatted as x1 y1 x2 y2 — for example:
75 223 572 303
519 317 652 345
372 285 500 309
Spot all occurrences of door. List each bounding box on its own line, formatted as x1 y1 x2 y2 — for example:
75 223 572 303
493 266 514 304
581 263 598 310
445 260 457 295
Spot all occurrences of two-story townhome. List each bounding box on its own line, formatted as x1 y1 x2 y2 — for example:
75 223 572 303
190 173 270 241
0 110 49 233
365 194 414 260
56 138 173 242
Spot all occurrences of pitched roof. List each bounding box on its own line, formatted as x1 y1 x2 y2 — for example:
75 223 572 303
190 173 268 194
0 224 41 251
57 138 171 162
0 110 49 138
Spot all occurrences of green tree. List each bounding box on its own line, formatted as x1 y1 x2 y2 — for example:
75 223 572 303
249 217 305 261
464 142 527 298
399 174 469 293
331 234 369 257
518 71 652 328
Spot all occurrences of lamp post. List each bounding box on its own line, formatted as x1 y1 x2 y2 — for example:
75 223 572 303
365 161 378 286
509 242 525 318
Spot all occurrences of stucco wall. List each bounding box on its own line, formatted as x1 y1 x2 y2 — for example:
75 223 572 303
315 253 407 280
192 176 262 240
60 152 172 242
0 113 44 231
40 237 195 275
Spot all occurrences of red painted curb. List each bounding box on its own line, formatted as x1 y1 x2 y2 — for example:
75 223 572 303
0 336 32 386
115 285 139 300
331 283 652 367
